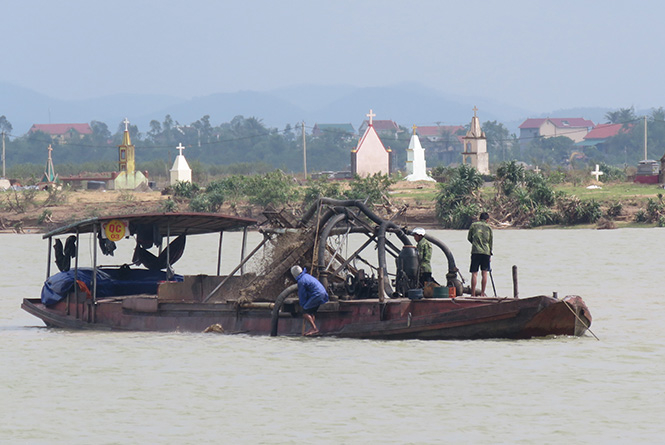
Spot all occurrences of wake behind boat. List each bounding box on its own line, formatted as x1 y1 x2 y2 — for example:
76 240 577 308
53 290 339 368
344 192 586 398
22 200 592 339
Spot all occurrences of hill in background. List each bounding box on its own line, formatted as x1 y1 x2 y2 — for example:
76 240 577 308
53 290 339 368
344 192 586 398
1 81 624 136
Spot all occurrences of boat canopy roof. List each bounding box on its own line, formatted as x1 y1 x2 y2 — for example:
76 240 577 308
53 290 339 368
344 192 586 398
43 212 257 239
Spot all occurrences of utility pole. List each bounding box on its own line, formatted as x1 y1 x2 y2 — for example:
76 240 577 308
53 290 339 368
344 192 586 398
302 121 307 179
644 115 647 161
1 131 5 178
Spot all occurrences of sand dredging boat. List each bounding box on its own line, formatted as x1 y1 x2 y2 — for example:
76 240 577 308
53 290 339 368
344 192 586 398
22 198 592 339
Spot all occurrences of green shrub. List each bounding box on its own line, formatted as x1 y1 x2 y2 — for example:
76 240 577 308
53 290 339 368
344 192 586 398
436 165 484 228
37 209 52 225
557 197 602 225
172 181 200 199
160 198 177 213
605 201 623 218
634 209 648 222
189 189 225 213
303 177 344 206
345 173 396 205
246 170 300 207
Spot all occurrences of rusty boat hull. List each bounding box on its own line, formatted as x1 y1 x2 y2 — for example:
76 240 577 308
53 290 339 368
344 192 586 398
22 294 591 340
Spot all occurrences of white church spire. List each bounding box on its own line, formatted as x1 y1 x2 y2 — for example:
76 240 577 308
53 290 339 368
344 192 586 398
404 125 435 182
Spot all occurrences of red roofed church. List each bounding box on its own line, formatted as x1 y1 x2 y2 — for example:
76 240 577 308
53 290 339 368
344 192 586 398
351 109 392 177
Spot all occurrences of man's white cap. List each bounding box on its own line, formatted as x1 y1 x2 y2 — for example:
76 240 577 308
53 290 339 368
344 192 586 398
412 227 426 236
290 265 303 280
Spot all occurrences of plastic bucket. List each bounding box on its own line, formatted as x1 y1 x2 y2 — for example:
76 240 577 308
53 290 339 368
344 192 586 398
407 289 423 300
432 286 447 298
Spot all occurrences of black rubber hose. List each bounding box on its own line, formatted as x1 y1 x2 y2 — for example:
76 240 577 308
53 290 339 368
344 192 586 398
316 212 350 288
270 284 298 337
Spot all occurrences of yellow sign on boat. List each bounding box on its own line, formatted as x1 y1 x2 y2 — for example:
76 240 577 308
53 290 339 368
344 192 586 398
103 219 128 242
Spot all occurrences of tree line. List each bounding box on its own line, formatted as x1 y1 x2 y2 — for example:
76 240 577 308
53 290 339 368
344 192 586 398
2 106 665 182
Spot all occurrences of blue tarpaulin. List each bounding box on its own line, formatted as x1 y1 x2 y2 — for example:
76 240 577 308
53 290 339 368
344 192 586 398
41 267 183 306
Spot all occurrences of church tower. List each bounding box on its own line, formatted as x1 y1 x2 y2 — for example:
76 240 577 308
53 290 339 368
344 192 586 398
113 117 148 190
118 118 135 174
462 107 489 174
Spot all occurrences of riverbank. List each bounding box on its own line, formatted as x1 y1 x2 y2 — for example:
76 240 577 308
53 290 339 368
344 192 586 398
1 180 663 233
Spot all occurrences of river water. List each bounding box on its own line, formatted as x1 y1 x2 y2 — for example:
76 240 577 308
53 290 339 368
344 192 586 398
1 228 664 444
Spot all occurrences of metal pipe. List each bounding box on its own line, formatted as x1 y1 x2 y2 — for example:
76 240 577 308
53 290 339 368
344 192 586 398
203 235 271 302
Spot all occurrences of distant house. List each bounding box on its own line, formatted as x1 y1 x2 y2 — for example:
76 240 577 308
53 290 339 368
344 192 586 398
29 123 93 142
416 125 464 142
312 123 355 137
357 119 401 139
577 123 632 151
416 125 465 164
518 118 594 150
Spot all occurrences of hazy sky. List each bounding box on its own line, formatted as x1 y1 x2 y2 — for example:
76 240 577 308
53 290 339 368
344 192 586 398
3 0 665 112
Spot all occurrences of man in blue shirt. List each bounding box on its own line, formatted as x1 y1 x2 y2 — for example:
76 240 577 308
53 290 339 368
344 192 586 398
291 265 329 336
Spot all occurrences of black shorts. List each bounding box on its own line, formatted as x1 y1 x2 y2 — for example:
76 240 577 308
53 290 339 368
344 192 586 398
304 306 320 315
470 254 491 273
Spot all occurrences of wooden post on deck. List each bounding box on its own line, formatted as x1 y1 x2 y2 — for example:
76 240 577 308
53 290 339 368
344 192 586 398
512 265 519 299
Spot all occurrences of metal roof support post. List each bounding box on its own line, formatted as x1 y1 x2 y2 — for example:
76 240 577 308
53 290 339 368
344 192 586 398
74 230 80 319
240 226 248 276
46 236 52 279
92 224 98 308
166 221 171 280
217 231 224 276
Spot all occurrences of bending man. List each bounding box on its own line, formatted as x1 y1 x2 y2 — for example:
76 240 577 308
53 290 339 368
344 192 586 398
291 265 329 336
467 212 493 297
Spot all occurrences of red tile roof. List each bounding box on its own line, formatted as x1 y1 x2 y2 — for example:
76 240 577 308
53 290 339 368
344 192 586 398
584 123 632 140
30 123 93 135
519 118 594 129
362 120 400 131
417 125 464 136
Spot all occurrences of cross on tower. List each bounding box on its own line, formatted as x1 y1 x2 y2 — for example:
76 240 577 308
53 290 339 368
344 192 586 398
366 109 376 126
472 106 478 117
123 117 130 132
176 143 185 156
412 124 418 135
591 164 604 182
47 144 53 159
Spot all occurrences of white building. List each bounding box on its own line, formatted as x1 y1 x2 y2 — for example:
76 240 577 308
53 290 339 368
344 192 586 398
169 143 192 185
405 125 435 182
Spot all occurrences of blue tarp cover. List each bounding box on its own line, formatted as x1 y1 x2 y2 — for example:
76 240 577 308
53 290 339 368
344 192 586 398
41 267 183 306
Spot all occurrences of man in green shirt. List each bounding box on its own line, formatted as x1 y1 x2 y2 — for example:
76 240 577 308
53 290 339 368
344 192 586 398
467 212 493 297
412 227 433 286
